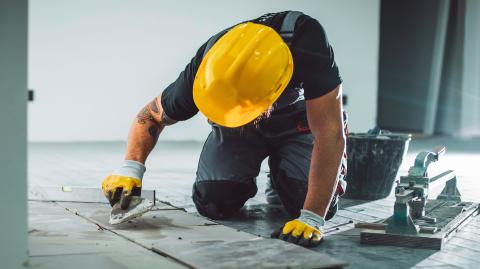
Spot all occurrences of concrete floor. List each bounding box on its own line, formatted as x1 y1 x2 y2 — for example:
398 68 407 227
27 137 480 268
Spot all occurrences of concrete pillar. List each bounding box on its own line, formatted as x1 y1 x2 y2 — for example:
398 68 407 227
0 0 28 268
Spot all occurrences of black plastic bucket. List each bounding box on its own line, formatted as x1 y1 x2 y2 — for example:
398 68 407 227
343 128 411 200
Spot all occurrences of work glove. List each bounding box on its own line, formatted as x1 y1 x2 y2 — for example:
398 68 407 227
271 209 325 248
101 160 146 210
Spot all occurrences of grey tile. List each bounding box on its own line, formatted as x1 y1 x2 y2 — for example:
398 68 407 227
157 238 346 269
27 254 127 269
27 139 480 269
59 201 345 269
28 201 187 269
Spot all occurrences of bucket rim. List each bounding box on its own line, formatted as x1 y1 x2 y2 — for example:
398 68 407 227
348 132 412 141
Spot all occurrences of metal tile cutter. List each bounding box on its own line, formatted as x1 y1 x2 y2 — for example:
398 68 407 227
357 146 479 249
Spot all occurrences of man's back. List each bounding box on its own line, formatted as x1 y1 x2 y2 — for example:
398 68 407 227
160 11 342 125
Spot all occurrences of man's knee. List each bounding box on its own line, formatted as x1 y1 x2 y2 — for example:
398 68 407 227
192 180 257 220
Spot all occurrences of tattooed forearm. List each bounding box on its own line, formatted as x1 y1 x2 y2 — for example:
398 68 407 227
135 97 173 143
136 98 161 125
148 125 160 143
149 97 177 126
134 96 176 145
136 107 154 124
150 98 160 114
125 96 174 162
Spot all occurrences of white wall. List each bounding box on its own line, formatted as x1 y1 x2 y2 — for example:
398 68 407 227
28 0 379 141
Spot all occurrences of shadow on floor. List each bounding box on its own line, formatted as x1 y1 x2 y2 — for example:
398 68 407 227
216 200 438 269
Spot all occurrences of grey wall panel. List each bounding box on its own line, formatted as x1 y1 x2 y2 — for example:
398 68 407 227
0 0 28 268
377 0 448 133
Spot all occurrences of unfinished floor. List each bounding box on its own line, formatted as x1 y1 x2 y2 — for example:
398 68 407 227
27 137 480 269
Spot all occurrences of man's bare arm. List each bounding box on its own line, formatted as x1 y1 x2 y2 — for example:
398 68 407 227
304 85 346 217
124 96 177 163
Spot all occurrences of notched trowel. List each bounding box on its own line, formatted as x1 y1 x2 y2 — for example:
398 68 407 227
109 196 154 225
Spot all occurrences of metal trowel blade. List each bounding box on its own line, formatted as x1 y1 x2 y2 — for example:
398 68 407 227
109 196 154 225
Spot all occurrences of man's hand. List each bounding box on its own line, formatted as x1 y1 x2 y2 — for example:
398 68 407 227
101 160 146 209
272 209 325 248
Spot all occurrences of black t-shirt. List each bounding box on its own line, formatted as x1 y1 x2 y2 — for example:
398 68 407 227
161 11 342 122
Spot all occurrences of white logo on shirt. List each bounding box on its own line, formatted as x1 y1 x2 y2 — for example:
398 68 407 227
293 87 305 104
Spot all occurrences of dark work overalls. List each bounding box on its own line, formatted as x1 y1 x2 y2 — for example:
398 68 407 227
192 11 348 220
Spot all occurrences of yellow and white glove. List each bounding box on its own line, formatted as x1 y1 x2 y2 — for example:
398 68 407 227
273 209 325 248
101 160 146 209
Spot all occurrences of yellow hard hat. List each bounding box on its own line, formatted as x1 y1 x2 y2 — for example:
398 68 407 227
193 22 294 128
